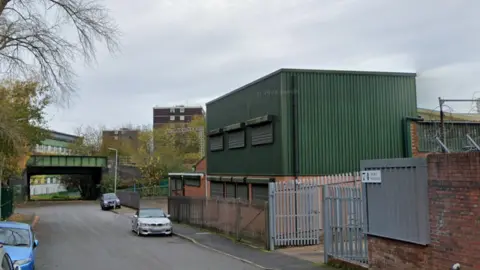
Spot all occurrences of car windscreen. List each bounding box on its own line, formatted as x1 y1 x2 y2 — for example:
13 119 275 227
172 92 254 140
103 194 117 200
0 228 30 246
139 209 167 218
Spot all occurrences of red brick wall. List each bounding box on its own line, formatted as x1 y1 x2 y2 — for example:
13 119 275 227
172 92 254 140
183 176 206 197
195 158 206 172
410 121 429 158
368 152 480 269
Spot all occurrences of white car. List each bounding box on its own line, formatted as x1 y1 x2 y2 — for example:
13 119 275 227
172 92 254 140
131 208 173 236
0 244 16 270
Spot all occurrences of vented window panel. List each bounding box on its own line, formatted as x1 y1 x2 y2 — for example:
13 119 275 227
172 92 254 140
209 135 224 151
251 184 269 201
228 130 245 149
251 123 273 146
236 183 249 200
184 176 201 187
210 182 224 198
225 183 236 198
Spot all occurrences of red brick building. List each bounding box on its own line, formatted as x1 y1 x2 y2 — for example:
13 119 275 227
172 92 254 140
153 105 204 129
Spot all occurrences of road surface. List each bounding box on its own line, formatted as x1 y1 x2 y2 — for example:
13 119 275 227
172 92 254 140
28 202 260 270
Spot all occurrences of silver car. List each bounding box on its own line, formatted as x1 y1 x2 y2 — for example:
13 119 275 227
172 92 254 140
131 208 173 236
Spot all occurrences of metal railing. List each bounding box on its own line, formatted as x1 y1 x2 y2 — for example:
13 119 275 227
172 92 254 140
119 186 168 198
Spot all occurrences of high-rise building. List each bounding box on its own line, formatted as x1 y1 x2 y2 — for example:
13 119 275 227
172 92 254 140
153 105 204 128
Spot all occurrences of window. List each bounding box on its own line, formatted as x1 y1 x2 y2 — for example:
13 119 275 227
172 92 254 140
225 183 236 198
209 135 224 151
236 183 249 200
179 107 185 113
46 178 51 184
180 115 185 121
224 182 249 200
251 123 273 146
251 184 269 201
139 209 168 218
170 108 175 113
184 176 201 187
170 115 175 121
1 254 13 270
228 130 245 149
210 182 224 198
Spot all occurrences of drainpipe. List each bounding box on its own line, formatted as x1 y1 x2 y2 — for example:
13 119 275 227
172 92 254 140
290 75 299 235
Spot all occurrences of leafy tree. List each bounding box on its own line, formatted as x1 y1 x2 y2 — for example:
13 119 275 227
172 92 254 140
59 174 97 199
0 0 120 100
69 125 106 156
133 127 184 186
167 115 206 164
0 80 50 156
0 80 50 182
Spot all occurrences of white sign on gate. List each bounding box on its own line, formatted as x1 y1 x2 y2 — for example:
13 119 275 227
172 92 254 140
361 170 382 183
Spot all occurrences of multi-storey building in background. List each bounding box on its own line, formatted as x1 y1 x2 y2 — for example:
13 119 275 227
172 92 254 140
30 129 79 195
33 130 78 155
153 105 205 128
153 105 206 158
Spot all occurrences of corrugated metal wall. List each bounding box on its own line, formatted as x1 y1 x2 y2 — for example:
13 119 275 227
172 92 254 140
284 70 417 175
206 72 287 175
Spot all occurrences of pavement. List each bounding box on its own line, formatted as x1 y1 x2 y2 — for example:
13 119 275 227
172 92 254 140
21 202 263 270
112 204 331 270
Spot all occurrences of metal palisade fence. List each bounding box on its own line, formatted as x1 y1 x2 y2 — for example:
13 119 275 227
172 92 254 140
268 173 361 249
323 185 367 266
267 173 367 266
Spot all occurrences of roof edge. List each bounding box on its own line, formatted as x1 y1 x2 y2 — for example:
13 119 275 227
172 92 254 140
279 68 417 77
206 69 283 106
206 68 417 106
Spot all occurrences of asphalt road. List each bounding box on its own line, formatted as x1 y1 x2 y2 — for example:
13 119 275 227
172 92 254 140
26 202 260 270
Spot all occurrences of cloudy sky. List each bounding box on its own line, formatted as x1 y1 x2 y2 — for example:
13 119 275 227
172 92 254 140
45 0 480 134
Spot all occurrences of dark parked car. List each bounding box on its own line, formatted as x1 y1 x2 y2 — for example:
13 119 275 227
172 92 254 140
100 193 121 210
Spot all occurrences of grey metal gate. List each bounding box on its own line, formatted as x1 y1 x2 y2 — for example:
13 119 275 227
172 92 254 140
268 180 321 249
323 185 368 266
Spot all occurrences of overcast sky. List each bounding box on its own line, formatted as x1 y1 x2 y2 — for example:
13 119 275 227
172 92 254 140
45 0 480 134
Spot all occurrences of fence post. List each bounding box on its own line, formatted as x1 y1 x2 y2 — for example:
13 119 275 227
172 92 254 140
201 198 205 228
234 198 241 241
268 182 276 251
323 185 330 263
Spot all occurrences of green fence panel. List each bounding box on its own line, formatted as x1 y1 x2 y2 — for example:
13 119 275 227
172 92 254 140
159 179 168 188
1 188 13 220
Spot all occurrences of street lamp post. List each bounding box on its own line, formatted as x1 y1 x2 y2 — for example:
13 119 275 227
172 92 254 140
108 148 118 194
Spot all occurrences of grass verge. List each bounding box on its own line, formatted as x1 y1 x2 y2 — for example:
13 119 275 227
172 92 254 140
30 191 81 201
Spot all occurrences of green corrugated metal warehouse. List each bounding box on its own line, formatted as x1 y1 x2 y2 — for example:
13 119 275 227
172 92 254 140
206 68 417 179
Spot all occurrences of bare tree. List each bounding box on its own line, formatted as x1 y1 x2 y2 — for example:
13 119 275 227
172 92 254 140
0 0 120 101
